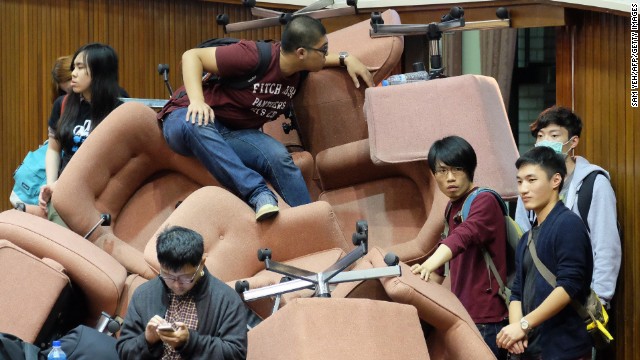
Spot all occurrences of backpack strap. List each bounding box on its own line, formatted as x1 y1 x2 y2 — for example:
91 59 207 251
442 202 453 277
462 188 510 302
481 247 507 299
196 37 241 48
61 94 69 116
460 187 508 221
576 170 606 233
443 188 509 288
221 41 273 90
0 338 12 360
526 230 591 320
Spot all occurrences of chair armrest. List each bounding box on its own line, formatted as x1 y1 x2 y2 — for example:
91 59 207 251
316 139 404 191
367 247 495 359
0 210 127 321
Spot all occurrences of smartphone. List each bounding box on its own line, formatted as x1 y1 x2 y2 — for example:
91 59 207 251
157 323 175 332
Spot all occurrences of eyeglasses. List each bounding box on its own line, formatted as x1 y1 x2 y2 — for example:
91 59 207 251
305 45 328 56
160 262 203 285
434 166 465 177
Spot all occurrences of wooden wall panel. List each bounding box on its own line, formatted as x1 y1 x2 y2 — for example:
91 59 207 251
557 11 639 360
0 0 284 211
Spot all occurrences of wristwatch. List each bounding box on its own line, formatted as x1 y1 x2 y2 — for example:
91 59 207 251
520 318 531 334
339 51 349 67
14 202 26 212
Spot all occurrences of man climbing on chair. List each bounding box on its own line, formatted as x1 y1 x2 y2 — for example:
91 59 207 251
158 15 373 221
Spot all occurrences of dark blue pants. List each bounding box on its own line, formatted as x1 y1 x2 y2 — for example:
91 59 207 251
162 108 311 208
477 319 509 360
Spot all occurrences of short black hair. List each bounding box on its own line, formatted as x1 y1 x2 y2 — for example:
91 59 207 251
156 226 204 271
280 15 326 53
529 106 583 138
427 135 477 181
515 146 567 190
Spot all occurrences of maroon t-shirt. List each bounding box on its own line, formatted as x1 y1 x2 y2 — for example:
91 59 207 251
210 41 300 129
440 189 509 323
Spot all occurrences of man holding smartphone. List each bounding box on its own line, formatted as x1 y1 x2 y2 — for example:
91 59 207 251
117 226 247 359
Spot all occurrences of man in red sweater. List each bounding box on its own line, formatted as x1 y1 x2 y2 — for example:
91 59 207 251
411 135 509 359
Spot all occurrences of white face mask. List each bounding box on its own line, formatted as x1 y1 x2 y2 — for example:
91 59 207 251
535 137 574 155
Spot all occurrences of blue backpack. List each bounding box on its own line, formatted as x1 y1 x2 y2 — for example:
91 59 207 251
12 141 48 205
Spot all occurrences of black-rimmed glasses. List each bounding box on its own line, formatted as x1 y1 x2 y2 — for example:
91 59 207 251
305 45 328 56
434 166 465 177
160 262 203 285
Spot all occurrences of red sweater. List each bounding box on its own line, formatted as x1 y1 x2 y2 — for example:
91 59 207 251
440 189 509 323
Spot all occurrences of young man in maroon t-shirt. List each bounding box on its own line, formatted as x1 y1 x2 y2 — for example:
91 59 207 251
159 15 373 221
411 135 509 359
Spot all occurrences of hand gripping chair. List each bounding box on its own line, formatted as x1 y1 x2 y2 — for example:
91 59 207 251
290 9 404 159
50 102 314 278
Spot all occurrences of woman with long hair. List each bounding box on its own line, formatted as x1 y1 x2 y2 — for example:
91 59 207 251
39 43 124 225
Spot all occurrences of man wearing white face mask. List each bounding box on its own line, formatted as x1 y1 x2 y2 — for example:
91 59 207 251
514 106 621 310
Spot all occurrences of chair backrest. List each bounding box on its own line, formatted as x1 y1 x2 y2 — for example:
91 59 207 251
247 298 430 360
313 75 521 263
143 186 352 282
316 139 438 254
293 9 404 158
0 239 70 344
364 74 520 199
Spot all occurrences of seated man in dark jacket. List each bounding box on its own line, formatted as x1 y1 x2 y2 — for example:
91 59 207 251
116 226 247 360
497 146 593 359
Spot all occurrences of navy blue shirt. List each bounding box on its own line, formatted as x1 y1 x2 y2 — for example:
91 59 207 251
510 201 593 359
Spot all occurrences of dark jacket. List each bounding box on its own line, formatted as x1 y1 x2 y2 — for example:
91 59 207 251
511 201 593 359
116 268 247 360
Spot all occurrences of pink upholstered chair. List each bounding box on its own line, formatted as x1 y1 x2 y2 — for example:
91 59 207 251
314 75 521 264
331 247 496 359
138 187 489 359
51 102 313 278
0 239 71 345
315 138 449 264
247 298 430 360
142 186 351 279
141 186 352 319
0 210 128 335
292 9 404 159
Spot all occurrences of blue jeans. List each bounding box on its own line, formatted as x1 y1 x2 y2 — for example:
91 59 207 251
162 108 311 207
477 320 508 360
